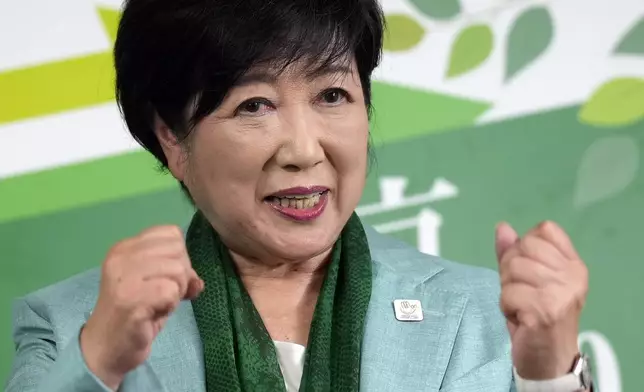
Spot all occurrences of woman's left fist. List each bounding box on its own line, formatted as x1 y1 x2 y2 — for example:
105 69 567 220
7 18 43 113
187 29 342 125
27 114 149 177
495 221 588 380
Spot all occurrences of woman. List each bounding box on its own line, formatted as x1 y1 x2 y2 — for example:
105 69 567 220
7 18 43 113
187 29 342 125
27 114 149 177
5 0 593 391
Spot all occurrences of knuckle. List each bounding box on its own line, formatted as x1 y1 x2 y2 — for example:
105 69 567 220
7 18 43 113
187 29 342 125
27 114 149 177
540 309 558 327
104 241 128 265
131 307 151 324
139 225 182 239
500 248 517 267
539 220 555 231
523 313 540 330
162 226 183 239
157 281 180 303
170 241 190 258
538 220 560 238
113 284 136 307
103 238 138 272
504 256 519 274
538 291 563 327
159 225 183 237
518 236 536 255
578 262 589 280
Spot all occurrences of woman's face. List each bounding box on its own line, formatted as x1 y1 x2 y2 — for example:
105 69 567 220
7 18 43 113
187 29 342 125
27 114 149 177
158 59 369 264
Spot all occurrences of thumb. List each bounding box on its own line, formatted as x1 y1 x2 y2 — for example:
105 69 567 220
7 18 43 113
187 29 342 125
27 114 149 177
495 222 519 261
185 269 204 300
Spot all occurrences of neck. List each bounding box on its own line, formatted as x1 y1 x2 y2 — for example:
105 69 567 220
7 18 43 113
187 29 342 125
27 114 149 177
229 247 333 280
228 247 332 346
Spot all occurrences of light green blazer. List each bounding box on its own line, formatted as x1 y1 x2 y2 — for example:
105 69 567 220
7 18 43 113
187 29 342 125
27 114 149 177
4 226 516 391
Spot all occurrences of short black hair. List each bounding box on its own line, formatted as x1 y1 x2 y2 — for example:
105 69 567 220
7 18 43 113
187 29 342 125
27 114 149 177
114 0 384 168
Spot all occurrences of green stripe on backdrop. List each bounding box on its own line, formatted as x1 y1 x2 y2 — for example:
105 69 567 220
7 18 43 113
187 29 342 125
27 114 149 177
0 82 489 224
0 152 175 224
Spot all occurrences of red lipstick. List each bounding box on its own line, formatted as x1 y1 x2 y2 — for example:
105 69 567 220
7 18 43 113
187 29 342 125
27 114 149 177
265 186 329 222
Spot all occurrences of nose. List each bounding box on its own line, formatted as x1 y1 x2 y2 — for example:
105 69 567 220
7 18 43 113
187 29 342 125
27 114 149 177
274 111 325 172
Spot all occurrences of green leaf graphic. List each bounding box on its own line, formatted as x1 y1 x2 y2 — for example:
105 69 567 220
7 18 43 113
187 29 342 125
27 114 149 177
0 7 119 125
614 17 644 55
446 24 493 78
578 78 644 127
409 0 460 20
505 6 553 81
383 14 426 52
574 136 639 209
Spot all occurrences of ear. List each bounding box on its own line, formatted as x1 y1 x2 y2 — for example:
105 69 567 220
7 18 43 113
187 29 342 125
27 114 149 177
154 114 187 182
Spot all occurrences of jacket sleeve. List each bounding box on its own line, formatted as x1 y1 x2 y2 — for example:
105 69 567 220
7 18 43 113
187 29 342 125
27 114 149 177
4 297 113 392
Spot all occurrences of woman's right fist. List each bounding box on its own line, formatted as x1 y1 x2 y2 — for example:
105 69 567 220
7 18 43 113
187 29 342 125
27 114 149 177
79 226 204 390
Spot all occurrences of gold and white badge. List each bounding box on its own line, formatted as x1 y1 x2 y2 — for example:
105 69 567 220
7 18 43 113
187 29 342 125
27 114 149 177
393 299 423 321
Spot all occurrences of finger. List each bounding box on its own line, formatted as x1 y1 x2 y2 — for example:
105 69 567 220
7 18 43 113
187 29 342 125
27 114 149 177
131 240 202 300
130 239 190 261
139 225 185 241
500 283 539 327
495 222 519 262
517 235 567 271
184 269 204 300
133 279 182 320
500 256 562 288
531 221 580 261
133 257 192 298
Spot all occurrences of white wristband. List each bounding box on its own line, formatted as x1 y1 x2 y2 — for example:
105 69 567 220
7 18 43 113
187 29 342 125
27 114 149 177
513 368 585 392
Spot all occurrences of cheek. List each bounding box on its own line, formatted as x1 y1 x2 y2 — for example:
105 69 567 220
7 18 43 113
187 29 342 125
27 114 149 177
183 124 275 207
325 111 369 203
326 111 369 169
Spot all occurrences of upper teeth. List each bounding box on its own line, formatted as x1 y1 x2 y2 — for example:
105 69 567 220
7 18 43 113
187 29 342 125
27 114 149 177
279 192 323 199
269 192 323 209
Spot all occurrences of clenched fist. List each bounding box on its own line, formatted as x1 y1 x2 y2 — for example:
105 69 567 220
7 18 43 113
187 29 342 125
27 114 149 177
496 221 588 381
80 226 204 389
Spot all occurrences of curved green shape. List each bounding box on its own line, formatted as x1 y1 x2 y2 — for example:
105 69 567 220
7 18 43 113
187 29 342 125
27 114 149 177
409 0 460 20
505 6 554 81
574 136 640 209
579 78 644 127
383 14 426 52
614 17 644 55
446 24 494 79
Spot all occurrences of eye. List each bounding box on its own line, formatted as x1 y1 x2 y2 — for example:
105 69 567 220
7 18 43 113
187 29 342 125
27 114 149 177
319 88 350 106
235 98 273 116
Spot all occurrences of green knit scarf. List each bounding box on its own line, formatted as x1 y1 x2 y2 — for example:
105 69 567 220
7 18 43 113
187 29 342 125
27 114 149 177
187 211 372 391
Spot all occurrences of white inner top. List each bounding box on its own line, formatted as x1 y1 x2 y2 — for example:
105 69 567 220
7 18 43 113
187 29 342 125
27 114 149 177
274 340 306 392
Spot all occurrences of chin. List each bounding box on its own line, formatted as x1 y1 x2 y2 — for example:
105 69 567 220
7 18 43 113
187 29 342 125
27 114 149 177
266 227 338 261
246 192 356 261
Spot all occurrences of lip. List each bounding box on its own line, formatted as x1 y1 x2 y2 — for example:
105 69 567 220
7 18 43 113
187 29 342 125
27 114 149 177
265 191 329 222
269 186 329 197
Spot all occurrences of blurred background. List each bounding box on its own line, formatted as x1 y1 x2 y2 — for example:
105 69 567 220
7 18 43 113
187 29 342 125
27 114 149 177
1 0 643 390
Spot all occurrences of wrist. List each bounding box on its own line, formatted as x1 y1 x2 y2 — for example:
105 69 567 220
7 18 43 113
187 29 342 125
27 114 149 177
514 353 592 392
515 347 580 380
79 324 124 391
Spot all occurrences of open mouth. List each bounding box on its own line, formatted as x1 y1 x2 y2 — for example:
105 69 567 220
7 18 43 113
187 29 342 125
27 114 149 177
264 188 330 221
265 190 328 210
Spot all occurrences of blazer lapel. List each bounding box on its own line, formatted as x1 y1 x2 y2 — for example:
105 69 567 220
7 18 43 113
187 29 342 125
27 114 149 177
360 227 468 392
360 267 467 392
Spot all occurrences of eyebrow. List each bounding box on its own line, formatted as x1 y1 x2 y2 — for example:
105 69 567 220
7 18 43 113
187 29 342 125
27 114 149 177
234 64 353 87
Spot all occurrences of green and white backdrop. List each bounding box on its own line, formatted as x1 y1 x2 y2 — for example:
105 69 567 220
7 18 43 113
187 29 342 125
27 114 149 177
1 0 643 389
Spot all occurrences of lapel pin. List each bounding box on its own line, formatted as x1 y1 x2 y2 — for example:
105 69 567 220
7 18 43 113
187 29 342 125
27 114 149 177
393 299 423 321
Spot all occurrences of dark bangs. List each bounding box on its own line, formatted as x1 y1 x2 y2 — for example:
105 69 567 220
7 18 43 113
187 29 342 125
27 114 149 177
114 0 384 168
